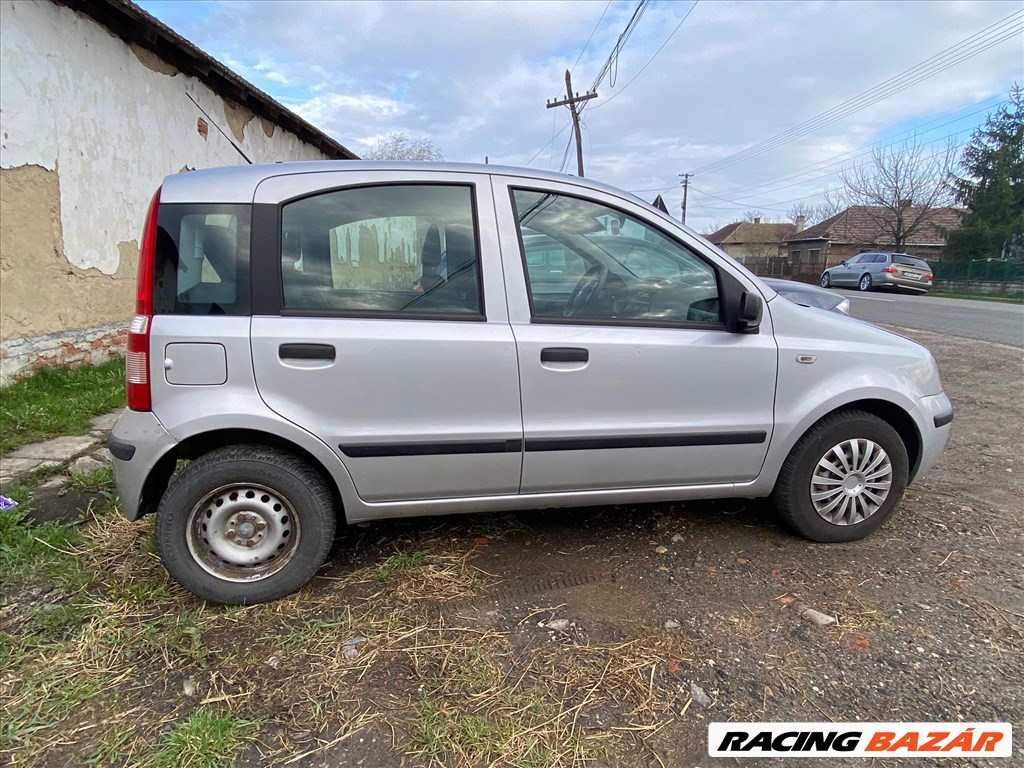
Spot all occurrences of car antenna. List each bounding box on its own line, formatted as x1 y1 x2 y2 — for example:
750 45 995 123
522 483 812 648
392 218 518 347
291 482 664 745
186 92 253 164
651 195 669 214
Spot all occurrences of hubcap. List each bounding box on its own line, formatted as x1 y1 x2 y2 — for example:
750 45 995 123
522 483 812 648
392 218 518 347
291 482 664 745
186 483 300 582
810 439 892 525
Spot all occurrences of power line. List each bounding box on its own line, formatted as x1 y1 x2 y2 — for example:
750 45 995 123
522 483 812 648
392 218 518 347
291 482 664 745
570 0 613 76
589 1 700 112
588 0 651 94
690 10 1022 176
641 95 1004 198
704 100 1002 200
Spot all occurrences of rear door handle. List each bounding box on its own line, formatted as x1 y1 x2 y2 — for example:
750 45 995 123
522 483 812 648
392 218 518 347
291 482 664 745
541 347 588 363
279 343 336 361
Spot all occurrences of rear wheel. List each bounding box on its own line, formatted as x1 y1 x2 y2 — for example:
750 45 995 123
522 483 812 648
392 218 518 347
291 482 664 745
820 273 831 288
858 273 873 291
772 410 908 542
155 445 336 604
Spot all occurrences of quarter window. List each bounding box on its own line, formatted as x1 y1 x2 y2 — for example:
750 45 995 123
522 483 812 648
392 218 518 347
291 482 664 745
280 185 482 316
512 189 720 325
154 204 251 316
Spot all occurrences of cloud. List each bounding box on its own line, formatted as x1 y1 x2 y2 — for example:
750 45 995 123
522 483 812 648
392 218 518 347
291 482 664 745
137 0 1022 230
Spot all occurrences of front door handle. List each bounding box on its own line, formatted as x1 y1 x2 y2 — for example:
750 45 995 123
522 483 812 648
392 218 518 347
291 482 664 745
541 347 588 363
279 343 336 361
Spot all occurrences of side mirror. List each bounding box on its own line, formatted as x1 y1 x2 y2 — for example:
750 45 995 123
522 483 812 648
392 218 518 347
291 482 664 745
720 272 763 333
839 259 847 267
735 291 762 333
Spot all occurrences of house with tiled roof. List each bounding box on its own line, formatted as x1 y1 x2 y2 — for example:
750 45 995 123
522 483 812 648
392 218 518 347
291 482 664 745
707 217 798 274
784 205 963 277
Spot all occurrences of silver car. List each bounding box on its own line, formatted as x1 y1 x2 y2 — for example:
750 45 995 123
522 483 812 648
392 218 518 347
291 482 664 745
820 252 934 293
109 162 952 604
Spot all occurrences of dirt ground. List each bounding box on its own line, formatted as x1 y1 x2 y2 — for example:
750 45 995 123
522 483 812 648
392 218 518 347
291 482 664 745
2 326 1021 767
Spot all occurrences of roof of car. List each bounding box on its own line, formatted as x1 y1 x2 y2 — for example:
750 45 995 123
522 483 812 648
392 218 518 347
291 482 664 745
159 161 645 205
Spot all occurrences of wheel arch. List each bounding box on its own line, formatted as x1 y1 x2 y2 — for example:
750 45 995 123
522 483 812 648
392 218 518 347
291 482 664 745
138 428 348 524
841 398 922 481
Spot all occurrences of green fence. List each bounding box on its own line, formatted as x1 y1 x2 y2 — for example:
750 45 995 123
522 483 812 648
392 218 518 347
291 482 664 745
930 259 1024 282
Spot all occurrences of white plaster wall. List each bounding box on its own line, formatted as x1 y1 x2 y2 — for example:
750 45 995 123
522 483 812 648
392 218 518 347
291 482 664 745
0 0 331 275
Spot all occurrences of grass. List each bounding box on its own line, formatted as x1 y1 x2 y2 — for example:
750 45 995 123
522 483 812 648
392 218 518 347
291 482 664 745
0 358 125 455
0 506 689 768
153 707 258 768
927 290 1024 304
0 503 85 580
373 548 430 581
69 465 116 494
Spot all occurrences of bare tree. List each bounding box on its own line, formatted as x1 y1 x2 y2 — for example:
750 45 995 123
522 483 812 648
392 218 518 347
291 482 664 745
363 132 444 161
838 139 957 250
788 188 847 228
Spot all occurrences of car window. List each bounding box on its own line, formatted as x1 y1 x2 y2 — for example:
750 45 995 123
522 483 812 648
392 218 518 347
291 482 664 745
512 189 720 325
280 184 482 316
154 204 251 316
892 254 930 269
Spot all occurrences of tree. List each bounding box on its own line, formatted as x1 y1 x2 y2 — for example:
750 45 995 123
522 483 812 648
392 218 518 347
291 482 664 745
838 138 957 250
787 188 847 228
946 84 1024 260
363 132 444 161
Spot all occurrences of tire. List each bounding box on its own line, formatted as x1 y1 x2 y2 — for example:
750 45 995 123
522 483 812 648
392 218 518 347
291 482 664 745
820 273 831 288
772 410 908 542
155 445 336 604
858 273 872 292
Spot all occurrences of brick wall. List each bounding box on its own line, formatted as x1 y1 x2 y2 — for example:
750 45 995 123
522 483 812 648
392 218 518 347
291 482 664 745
0 322 127 384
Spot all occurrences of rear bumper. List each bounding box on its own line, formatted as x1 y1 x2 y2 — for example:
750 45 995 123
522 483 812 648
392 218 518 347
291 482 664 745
910 392 953 481
109 409 177 520
877 273 932 292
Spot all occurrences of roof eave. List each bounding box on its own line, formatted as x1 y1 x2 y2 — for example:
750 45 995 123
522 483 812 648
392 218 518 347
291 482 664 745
55 0 358 160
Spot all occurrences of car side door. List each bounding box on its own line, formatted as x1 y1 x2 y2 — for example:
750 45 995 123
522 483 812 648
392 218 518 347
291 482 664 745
248 170 523 503
492 177 777 494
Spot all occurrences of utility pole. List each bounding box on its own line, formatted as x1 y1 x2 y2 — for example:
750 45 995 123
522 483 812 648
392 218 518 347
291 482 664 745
679 173 691 225
547 70 597 177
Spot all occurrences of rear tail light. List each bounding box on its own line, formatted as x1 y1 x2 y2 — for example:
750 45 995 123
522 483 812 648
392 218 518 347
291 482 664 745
128 187 161 411
881 267 898 274
926 274 933 281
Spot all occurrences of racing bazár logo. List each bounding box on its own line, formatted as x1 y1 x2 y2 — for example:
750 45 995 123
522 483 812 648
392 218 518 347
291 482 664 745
708 722 1012 758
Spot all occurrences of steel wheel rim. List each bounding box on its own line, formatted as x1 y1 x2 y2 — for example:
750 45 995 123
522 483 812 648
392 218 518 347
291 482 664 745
859 275 870 290
820 274 829 287
810 439 892 525
186 483 301 582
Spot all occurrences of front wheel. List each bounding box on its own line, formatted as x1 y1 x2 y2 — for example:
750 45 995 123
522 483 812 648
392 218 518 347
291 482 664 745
858 273 873 291
772 410 908 542
155 445 336 604
820 273 831 288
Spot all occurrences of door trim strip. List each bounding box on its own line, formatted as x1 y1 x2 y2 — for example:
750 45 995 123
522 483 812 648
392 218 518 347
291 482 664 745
339 431 767 458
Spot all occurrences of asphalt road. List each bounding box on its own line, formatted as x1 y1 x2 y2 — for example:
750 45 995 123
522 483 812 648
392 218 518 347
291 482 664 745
842 290 1024 347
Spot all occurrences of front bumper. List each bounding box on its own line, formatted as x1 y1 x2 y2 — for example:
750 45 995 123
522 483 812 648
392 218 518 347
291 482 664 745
108 409 177 520
910 392 953 481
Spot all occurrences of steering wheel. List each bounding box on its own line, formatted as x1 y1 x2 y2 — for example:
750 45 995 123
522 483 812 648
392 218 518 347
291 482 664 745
564 264 609 317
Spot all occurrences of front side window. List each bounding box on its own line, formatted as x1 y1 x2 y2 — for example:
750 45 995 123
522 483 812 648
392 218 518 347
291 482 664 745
512 189 720 325
280 184 482 316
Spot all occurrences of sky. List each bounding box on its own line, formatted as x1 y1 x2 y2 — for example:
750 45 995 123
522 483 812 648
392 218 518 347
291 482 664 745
135 0 1023 233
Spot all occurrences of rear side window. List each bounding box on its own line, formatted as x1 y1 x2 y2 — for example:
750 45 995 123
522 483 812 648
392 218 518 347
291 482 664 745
892 254 930 269
154 204 251 315
280 184 482 317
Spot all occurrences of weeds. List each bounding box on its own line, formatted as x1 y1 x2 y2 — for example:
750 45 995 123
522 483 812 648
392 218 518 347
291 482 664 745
153 707 258 768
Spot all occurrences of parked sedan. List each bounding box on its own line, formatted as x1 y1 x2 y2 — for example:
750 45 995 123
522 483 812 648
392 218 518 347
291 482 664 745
820 252 933 294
